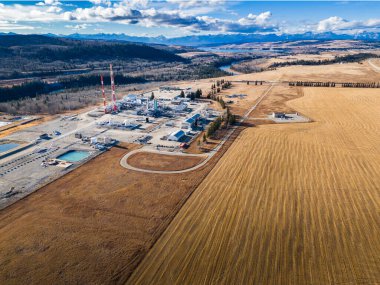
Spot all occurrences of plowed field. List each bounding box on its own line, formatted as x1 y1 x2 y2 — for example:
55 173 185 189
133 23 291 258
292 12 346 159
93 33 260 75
128 87 380 285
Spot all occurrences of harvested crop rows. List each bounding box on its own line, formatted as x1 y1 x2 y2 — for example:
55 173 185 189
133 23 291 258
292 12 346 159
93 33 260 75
128 87 380 285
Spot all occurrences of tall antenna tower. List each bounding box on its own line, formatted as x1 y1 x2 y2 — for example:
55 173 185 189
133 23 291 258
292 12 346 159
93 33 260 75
100 74 107 114
110 64 118 112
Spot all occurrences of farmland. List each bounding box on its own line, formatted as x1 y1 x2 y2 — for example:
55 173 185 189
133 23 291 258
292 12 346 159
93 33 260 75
127 152 205 171
128 87 380 284
0 144 209 284
0 46 379 284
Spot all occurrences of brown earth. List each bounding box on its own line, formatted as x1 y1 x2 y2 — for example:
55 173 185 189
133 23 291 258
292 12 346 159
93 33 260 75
0 81 272 285
235 62 380 82
127 87 380 285
2 60 379 285
0 118 44 138
0 116 245 285
249 85 304 118
127 152 204 171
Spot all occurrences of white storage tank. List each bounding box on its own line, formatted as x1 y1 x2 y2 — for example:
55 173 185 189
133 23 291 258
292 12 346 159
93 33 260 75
103 137 112 144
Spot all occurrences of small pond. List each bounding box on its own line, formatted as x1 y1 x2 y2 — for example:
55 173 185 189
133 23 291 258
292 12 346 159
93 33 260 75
0 143 19 153
57 150 90 162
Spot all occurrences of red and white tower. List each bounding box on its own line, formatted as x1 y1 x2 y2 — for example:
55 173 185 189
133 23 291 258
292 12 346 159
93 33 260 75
109 64 118 112
100 74 107 114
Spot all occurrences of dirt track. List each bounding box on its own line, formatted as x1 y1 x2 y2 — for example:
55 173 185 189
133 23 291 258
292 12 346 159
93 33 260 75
127 87 380 285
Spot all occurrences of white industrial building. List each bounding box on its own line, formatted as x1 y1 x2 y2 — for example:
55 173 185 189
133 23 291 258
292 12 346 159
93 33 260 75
123 94 138 102
181 113 201 130
174 103 188 113
272 112 286 119
168 130 185 141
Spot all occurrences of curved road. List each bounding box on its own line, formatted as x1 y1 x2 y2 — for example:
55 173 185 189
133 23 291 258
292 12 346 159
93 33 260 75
120 84 274 174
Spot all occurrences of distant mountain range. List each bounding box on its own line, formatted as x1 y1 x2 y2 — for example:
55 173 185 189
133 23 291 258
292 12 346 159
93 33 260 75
1 32 379 47
61 32 380 46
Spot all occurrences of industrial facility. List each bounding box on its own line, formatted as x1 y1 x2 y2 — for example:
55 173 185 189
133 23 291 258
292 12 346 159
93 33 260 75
0 68 218 209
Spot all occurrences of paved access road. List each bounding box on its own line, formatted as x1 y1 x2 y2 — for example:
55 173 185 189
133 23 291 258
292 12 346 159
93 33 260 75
120 84 275 174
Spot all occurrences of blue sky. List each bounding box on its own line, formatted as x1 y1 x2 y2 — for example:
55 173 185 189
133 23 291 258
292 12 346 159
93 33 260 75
0 1 379 36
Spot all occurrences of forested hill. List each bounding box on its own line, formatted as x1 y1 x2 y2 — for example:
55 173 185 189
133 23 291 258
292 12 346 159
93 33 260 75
0 34 185 62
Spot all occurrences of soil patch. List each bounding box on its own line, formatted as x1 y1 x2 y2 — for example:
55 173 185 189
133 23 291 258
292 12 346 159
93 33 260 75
127 152 204 171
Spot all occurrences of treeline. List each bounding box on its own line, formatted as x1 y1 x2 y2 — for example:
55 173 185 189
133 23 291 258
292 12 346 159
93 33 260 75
179 88 203 100
207 79 232 98
289 81 380 88
206 108 237 138
269 53 380 68
247 81 264 85
341 82 380 88
33 44 186 63
289 81 337 87
59 74 145 89
0 69 91 80
0 35 185 63
192 64 229 78
0 81 56 102
0 74 145 102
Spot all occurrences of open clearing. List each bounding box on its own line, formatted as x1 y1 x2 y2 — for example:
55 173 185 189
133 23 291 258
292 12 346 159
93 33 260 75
236 62 380 82
128 87 380 285
127 152 205 171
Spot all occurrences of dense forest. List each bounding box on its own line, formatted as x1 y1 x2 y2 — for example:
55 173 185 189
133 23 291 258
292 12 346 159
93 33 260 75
269 53 380 68
0 74 145 102
32 44 186 62
0 35 185 63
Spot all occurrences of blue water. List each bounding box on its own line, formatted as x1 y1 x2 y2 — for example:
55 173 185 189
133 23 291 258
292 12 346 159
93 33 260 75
219 64 240 75
57 150 90 162
200 47 271 53
0 143 19 153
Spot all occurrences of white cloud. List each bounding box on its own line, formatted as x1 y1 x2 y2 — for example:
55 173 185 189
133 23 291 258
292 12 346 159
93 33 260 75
123 0 150 9
0 20 34 30
88 0 111 6
238 11 271 26
317 16 380 32
167 0 225 9
36 0 61 6
65 23 91 30
0 4 67 22
0 1 275 34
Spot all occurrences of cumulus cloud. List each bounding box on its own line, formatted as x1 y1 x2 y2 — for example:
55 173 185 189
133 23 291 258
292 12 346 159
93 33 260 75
124 0 150 9
157 11 274 33
0 20 34 30
0 1 275 34
65 23 91 30
88 0 111 6
317 16 380 32
36 0 61 6
69 5 143 24
167 0 225 9
0 3 69 22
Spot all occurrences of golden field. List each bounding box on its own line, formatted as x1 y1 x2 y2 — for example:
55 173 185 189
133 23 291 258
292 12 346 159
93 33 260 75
128 87 380 285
